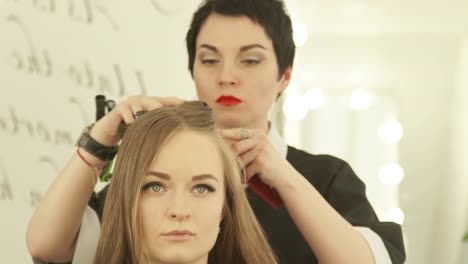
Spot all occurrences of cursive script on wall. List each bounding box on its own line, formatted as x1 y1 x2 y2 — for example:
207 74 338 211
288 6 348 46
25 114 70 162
150 0 185 15
1 0 186 212
0 160 14 202
0 103 87 146
4 0 120 30
6 14 149 97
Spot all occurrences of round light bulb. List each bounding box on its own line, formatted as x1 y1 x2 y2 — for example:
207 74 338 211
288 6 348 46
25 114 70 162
293 22 309 47
379 120 403 144
283 95 309 121
378 163 404 185
304 88 325 110
349 88 373 110
388 207 405 224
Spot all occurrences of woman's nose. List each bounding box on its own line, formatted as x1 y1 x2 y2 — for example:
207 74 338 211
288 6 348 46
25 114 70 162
168 211 190 220
166 193 191 221
218 63 239 87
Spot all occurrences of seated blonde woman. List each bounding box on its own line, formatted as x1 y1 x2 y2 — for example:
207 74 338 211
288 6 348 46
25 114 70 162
94 101 277 264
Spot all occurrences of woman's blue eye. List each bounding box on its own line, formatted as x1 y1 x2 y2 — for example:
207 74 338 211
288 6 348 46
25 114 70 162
194 184 215 194
196 186 208 193
151 184 162 192
143 182 164 192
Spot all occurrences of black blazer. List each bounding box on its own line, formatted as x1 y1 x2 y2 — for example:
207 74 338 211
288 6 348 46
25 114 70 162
245 146 406 263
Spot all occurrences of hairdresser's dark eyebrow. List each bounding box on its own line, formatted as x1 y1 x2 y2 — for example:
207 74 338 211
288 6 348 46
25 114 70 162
239 44 267 52
199 44 267 53
146 171 219 182
199 44 218 53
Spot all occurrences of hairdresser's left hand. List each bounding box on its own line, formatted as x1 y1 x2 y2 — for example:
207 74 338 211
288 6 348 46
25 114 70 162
217 128 294 189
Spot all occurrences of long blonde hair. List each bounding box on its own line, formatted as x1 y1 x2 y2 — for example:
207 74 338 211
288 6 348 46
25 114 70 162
94 101 278 264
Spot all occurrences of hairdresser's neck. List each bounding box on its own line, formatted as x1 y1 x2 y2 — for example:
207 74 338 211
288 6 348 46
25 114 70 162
217 120 270 134
248 120 269 134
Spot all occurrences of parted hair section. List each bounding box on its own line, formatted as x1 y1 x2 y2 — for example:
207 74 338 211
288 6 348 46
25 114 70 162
94 101 278 264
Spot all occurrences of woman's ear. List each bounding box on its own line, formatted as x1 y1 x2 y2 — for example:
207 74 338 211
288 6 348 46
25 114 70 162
278 66 293 94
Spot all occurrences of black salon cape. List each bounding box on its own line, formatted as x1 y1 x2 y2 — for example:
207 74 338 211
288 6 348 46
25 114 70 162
88 146 406 264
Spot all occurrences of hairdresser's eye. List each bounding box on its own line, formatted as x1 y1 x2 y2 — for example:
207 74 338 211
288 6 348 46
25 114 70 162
242 59 261 65
201 59 220 65
143 182 165 193
193 184 215 194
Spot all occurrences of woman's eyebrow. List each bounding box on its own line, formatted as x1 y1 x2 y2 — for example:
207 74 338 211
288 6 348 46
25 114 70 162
146 171 218 182
192 174 219 182
198 43 267 53
146 171 170 180
199 44 218 53
239 44 267 52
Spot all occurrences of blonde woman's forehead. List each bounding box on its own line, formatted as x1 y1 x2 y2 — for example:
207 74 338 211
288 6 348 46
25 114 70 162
148 130 225 182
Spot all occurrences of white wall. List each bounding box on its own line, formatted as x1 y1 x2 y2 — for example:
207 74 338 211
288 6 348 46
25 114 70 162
429 36 468 264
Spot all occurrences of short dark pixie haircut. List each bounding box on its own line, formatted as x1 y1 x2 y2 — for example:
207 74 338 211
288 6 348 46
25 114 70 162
186 0 296 79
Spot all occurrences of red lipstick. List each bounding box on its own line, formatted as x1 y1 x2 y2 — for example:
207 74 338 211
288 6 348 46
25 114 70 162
216 95 242 106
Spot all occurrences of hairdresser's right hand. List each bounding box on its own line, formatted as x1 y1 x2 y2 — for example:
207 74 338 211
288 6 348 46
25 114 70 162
89 96 185 147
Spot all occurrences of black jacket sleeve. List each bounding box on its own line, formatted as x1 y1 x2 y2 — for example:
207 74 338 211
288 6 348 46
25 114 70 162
287 146 406 263
325 162 406 263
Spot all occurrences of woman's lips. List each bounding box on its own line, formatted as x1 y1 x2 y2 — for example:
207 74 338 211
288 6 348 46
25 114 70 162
162 230 194 241
216 95 242 106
